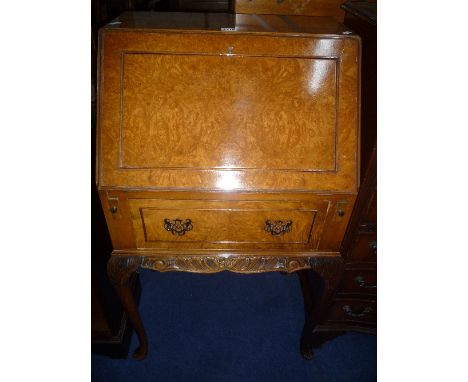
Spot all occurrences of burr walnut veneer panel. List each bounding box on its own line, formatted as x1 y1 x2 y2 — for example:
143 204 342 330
121 54 337 171
98 15 360 192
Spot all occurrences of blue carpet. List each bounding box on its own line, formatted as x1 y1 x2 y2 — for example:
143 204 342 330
92 269 376 381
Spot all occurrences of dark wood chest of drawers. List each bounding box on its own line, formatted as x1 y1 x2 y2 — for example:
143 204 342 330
325 147 376 332
314 0 376 335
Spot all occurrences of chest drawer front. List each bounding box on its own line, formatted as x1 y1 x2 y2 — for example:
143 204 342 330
346 233 377 263
128 199 329 249
339 268 376 295
327 298 376 325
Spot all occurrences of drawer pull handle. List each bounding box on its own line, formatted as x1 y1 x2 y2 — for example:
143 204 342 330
355 276 377 289
368 241 377 256
342 305 373 318
163 218 193 236
265 220 292 236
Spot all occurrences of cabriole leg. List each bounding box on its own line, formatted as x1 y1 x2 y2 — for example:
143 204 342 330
297 256 344 360
298 270 316 360
107 256 148 360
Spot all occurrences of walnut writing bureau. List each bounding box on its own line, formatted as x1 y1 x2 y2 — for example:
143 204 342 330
96 11 360 360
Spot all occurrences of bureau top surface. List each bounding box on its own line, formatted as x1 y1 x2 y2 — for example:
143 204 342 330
103 11 353 37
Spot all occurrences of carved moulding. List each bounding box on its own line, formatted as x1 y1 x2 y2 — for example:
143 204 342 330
111 251 343 276
107 250 344 290
141 255 316 274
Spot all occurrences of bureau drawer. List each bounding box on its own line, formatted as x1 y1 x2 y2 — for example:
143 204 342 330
339 269 377 295
128 199 330 249
327 298 376 325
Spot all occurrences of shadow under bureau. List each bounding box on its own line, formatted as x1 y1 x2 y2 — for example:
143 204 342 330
96 11 361 360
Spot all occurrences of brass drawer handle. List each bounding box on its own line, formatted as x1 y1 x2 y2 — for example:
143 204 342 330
355 276 377 289
163 218 193 236
265 220 292 236
342 305 373 318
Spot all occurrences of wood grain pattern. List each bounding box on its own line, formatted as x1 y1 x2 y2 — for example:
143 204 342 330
235 0 345 22
97 18 360 192
121 53 337 171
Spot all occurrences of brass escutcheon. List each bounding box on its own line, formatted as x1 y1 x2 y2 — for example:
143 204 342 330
264 220 293 236
163 218 193 236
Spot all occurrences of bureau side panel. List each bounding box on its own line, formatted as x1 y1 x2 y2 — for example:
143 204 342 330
99 190 136 249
